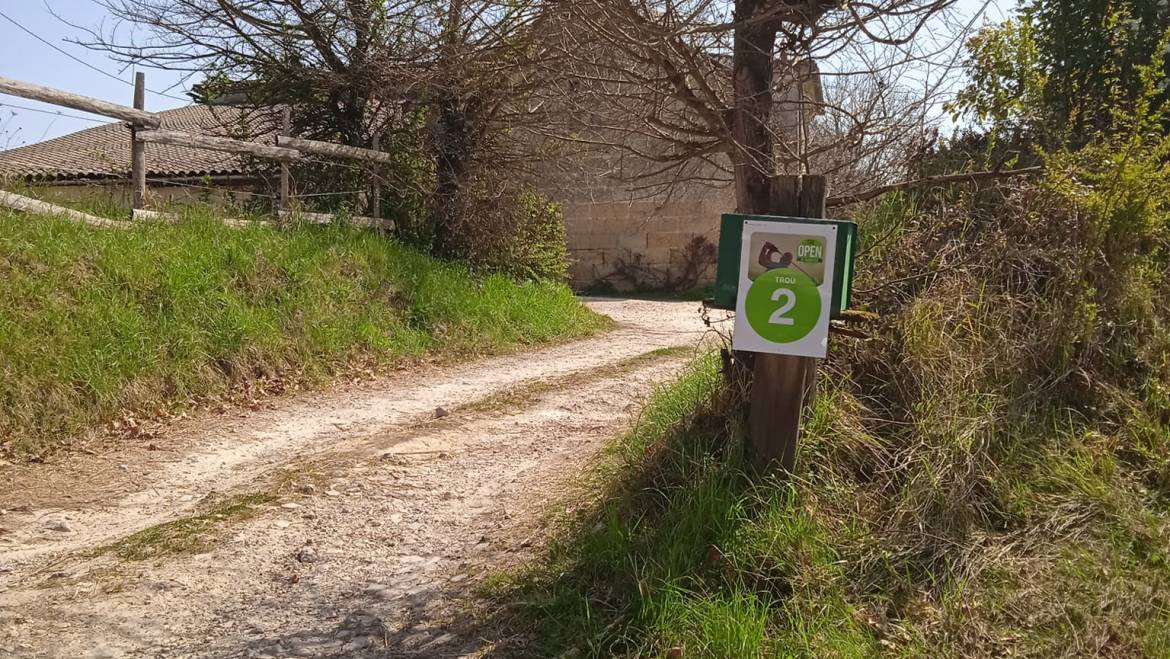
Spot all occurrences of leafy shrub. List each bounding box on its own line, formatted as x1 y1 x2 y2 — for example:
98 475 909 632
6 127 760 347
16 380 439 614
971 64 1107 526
798 62 1170 652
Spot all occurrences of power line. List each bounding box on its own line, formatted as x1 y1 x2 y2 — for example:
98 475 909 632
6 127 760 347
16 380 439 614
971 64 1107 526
0 101 114 125
157 71 199 97
0 8 190 103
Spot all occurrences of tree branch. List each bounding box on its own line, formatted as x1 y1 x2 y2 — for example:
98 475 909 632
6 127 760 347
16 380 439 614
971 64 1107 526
826 165 1044 207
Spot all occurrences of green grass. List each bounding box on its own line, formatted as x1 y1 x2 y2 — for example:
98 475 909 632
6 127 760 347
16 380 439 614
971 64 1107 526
488 352 1170 658
0 209 609 457
487 355 873 658
486 354 797 657
96 493 277 561
488 113 1170 657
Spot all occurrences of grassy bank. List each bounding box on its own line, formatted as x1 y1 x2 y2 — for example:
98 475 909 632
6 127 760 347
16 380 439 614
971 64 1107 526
489 122 1170 656
0 209 608 457
489 352 1170 657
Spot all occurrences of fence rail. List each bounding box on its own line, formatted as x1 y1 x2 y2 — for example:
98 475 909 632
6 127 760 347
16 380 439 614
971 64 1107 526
136 128 303 162
0 74 393 230
277 209 386 229
0 76 160 128
0 190 130 229
132 207 263 228
0 192 392 232
276 135 397 165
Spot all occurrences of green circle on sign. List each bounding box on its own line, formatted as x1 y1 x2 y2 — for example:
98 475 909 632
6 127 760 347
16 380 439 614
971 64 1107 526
745 268 821 344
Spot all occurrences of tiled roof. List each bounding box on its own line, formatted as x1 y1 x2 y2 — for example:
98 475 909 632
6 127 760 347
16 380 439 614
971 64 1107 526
0 105 278 182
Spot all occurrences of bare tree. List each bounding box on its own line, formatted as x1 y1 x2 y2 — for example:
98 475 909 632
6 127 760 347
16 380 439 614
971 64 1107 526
526 0 966 470
539 0 969 212
73 1 585 268
76 1 407 144
75 1 971 214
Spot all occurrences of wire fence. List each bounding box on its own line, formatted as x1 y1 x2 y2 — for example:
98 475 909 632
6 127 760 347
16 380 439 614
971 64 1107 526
144 177 277 199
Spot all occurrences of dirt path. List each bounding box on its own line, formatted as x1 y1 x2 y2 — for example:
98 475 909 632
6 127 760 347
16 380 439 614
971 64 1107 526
0 298 721 658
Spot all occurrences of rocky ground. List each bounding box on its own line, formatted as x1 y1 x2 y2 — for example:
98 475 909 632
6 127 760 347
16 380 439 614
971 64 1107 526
0 298 723 658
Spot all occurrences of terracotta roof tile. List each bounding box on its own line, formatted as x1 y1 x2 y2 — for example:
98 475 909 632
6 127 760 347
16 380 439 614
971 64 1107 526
0 105 277 181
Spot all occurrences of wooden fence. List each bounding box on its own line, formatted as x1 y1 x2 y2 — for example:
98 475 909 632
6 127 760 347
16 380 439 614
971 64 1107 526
0 75 393 230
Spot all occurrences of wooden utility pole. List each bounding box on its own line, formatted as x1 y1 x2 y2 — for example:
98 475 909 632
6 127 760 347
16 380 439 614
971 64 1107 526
279 107 291 212
747 174 826 472
130 72 147 212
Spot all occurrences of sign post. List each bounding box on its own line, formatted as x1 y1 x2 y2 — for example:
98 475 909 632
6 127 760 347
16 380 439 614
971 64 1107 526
712 175 855 473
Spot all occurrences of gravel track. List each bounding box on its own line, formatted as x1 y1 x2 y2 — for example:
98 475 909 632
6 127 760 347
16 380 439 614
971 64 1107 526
0 298 720 658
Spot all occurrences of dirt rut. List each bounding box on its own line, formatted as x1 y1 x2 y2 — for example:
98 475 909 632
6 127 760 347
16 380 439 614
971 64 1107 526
0 298 720 658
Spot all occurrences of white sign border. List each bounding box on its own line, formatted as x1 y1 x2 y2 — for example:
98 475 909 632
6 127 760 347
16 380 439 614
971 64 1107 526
732 219 838 358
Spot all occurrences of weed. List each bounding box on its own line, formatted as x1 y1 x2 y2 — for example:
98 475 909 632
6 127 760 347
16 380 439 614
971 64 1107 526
484 354 800 657
490 314 1170 656
97 493 276 561
485 20 1170 657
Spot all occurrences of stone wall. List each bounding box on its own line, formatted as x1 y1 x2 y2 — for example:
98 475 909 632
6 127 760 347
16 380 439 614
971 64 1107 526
538 140 736 291
561 190 732 290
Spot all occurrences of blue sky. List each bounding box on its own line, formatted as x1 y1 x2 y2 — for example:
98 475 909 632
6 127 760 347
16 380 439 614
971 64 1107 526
0 0 1013 149
0 2 192 149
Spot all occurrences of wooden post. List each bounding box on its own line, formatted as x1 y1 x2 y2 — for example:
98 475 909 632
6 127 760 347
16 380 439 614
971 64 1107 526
370 134 381 221
798 175 827 401
279 107 291 212
130 72 146 212
747 173 828 474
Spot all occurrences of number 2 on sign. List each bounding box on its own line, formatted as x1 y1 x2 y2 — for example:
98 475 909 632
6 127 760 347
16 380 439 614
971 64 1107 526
769 288 796 326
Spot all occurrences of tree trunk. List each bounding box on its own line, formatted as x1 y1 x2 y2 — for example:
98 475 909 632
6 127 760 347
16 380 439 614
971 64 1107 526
729 1 831 474
429 0 473 258
430 92 479 258
730 0 782 214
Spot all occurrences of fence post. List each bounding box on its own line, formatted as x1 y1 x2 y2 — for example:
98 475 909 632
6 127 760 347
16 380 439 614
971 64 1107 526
747 173 827 474
279 107 291 212
370 133 381 222
130 72 146 213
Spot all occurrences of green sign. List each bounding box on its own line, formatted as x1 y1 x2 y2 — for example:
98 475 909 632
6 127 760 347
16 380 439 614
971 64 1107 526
744 268 822 344
713 214 857 319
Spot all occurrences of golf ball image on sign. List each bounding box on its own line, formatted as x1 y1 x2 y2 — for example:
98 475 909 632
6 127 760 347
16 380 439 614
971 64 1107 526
733 220 837 358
